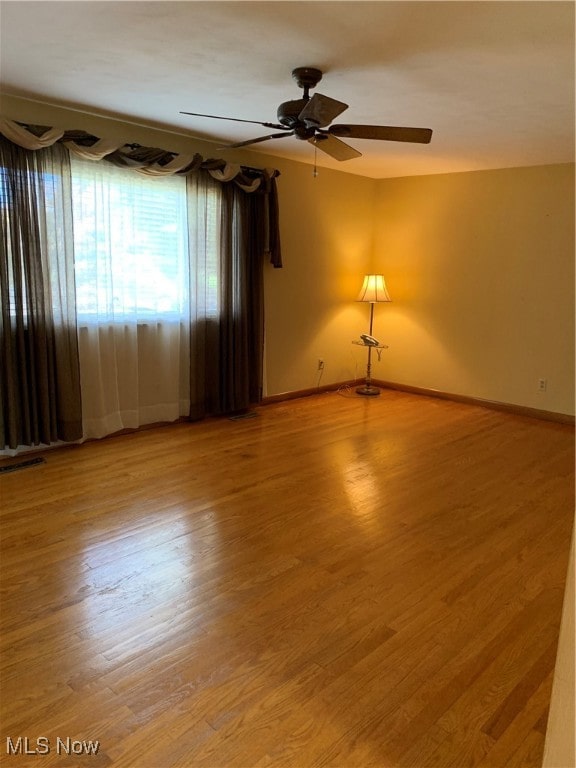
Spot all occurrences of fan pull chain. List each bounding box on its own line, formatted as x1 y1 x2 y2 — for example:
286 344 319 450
313 143 318 178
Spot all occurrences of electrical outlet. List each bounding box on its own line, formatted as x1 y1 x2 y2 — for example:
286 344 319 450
317 359 325 371
538 378 547 392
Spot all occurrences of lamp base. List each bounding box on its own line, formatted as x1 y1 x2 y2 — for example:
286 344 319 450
356 384 381 397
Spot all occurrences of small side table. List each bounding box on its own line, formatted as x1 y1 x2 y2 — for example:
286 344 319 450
352 340 389 396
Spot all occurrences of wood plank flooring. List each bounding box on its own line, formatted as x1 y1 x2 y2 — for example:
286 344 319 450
0 390 574 767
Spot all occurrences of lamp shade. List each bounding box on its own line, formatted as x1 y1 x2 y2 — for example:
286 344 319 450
356 274 391 303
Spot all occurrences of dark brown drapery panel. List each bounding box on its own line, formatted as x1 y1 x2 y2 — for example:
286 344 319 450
0 136 82 450
188 174 266 419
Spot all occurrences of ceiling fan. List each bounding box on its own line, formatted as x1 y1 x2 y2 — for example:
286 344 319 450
181 67 433 162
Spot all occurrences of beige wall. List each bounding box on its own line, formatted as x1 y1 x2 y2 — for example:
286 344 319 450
264 161 376 395
1 96 574 413
372 164 575 415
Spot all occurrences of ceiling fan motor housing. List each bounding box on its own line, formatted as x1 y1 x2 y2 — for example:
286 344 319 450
277 98 309 128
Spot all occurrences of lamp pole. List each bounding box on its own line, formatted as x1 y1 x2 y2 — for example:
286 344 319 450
365 302 375 390
357 302 380 396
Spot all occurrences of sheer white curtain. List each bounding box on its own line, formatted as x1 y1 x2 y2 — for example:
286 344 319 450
70 156 191 438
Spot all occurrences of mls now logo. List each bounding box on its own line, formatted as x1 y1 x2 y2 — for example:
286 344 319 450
6 736 100 755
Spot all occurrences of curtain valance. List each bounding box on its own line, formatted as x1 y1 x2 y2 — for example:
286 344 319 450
0 117 282 266
0 118 278 186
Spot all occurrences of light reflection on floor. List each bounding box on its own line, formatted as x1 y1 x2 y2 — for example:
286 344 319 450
79 509 214 644
328 434 406 533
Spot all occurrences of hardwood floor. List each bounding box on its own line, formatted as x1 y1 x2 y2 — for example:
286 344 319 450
1 390 574 768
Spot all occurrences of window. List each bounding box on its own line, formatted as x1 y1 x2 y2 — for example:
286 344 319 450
70 157 199 323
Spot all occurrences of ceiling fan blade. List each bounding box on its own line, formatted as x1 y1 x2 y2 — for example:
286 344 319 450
180 111 285 130
298 93 349 128
219 132 294 149
309 134 362 161
329 124 433 144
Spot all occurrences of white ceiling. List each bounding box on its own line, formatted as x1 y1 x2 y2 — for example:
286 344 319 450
0 1 574 179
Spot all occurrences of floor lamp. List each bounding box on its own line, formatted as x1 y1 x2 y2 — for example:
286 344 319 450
356 274 391 396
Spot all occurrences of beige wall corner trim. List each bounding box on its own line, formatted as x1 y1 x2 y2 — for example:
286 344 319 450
376 380 576 425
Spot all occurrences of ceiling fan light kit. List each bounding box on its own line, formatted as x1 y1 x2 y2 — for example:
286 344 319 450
181 67 433 163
